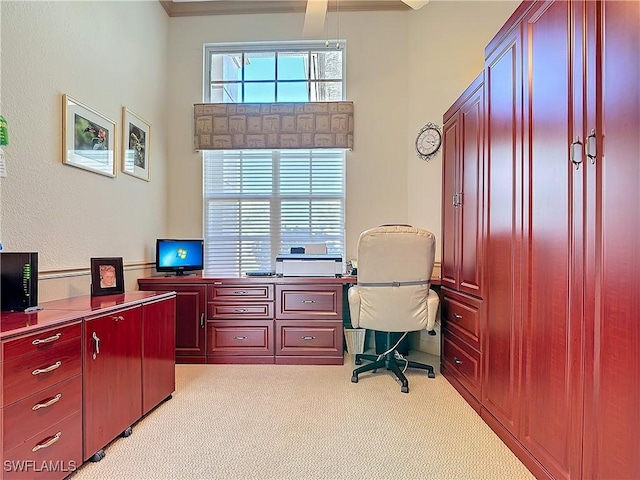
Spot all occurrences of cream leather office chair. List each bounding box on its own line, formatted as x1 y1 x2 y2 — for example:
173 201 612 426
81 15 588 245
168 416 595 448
348 225 439 393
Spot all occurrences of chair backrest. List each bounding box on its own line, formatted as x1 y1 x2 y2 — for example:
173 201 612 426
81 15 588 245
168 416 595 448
354 225 436 332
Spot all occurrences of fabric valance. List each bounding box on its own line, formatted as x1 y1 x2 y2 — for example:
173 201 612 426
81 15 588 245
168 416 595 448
194 102 353 150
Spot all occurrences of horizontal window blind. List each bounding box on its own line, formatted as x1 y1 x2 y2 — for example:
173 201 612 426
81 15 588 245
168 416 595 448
204 149 345 276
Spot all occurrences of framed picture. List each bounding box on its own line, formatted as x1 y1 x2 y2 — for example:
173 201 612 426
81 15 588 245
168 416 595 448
62 94 117 177
122 107 151 181
90 257 125 296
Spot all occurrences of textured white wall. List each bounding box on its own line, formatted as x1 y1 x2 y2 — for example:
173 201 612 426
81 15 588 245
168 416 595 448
166 3 519 263
406 1 520 257
166 11 412 261
0 1 169 300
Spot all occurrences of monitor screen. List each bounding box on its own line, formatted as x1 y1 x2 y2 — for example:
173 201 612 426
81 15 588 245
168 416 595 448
156 239 203 276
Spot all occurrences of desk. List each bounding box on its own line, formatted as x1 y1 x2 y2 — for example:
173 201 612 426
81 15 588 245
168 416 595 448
137 275 441 366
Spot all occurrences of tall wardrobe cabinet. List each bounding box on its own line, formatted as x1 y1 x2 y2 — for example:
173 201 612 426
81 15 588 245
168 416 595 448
443 1 640 478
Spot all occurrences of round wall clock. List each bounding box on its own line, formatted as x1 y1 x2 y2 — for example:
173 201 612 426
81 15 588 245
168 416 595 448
415 122 443 161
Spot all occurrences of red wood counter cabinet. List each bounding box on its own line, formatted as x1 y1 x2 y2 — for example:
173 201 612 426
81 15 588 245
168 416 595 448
0 291 176 479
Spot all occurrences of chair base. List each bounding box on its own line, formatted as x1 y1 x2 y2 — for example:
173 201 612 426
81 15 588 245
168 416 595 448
351 349 436 394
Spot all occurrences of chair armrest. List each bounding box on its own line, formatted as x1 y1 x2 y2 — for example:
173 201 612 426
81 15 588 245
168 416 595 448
348 286 362 328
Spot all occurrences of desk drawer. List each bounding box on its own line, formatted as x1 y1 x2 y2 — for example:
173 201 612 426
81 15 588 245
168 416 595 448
208 284 273 301
207 302 274 320
442 330 481 400
3 338 82 407
441 289 482 350
275 320 342 356
3 411 82 480
207 321 274 356
275 285 342 320
3 322 81 362
3 374 82 453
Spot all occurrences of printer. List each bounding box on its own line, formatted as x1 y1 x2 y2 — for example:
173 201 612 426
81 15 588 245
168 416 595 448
275 253 342 277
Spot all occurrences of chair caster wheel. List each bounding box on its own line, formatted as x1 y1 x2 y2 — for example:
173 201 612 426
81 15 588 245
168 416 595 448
355 358 362 365
121 426 133 438
351 375 358 383
428 372 436 379
89 450 105 462
401 386 409 393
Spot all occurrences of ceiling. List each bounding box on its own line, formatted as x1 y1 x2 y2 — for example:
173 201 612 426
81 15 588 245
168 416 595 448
160 1 412 18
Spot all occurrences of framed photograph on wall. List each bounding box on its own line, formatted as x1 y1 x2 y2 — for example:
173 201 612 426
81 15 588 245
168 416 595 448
90 257 125 296
62 94 117 177
122 107 151 181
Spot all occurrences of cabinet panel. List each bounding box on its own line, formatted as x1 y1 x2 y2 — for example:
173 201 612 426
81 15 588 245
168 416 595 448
276 285 342 320
483 25 523 435
3 411 82 480
141 297 176 416
2 374 82 453
441 114 459 291
442 332 481 400
275 320 342 356
208 284 273 301
207 320 274 356
3 322 81 362
583 1 640 477
3 339 82 407
83 306 142 460
207 302 273 320
441 289 481 351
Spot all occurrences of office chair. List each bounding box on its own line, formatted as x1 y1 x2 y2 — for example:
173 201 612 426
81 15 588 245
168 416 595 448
348 225 439 393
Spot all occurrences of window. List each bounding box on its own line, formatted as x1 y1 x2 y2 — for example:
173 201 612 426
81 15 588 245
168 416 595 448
203 42 346 276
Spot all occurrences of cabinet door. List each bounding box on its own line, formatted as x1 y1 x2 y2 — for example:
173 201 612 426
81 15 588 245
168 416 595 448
482 24 523 436
519 2 584 478
441 113 459 291
142 297 176 415
160 285 206 361
457 82 484 297
583 1 640 477
83 306 142 460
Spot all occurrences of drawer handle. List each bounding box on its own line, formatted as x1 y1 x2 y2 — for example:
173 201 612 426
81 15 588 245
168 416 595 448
32 361 62 376
233 290 248 295
234 308 248 313
233 336 248 341
32 393 62 411
301 336 316 340
453 313 463 319
32 333 62 345
93 332 100 360
301 300 316 304
453 356 463 365
32 432 62 452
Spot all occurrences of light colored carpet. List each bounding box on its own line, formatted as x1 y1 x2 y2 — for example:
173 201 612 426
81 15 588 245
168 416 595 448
71 352 534 480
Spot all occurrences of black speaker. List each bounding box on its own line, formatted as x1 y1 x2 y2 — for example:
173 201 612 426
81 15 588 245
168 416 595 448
1 252 38 312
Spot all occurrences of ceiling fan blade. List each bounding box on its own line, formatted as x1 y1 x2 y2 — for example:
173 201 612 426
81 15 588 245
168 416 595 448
402 0 430 9
303 0 328 38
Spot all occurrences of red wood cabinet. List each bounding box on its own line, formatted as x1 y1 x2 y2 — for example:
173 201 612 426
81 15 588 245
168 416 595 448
473 1 640 478
142 296 176 415
137 281 206 363
83 305 143 461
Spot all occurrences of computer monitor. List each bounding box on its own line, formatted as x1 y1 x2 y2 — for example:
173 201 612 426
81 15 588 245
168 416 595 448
155 239 203 276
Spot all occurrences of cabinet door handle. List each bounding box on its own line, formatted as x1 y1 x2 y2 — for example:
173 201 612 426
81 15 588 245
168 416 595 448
570 136 583 169
453 313 463 319
452 193 458 206
586 128 597 164
32 333 62 345
233 336 248 341
31 432 62 452
113 315 125 322
301 336 316 340
32 361 62 376
301 300 316 304
200 313 204 328
453 356 463 365
32 393 62 411
92 332 100 360
234 308 248 313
